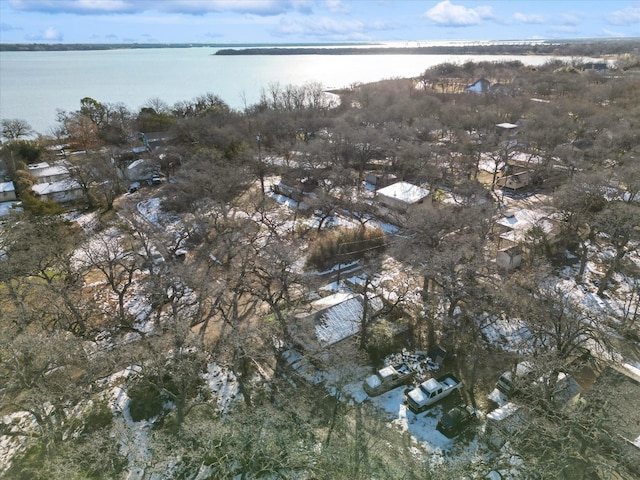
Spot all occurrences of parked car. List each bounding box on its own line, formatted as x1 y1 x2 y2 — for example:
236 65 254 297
405 373 462 413
363 363 414 397
436 404 476 437
496 361 535 396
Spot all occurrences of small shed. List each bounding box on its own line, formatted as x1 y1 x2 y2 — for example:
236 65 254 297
0 181 16 202
427 344 448 365
496 245 523 271
496 170 531 191
377 181 431 213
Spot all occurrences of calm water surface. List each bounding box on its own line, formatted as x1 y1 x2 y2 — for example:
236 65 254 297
0 47 575 135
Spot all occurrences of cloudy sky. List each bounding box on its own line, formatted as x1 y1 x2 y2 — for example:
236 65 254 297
0 0 638 44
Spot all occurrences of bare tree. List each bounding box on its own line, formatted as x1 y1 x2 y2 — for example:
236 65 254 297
593 201 640 296
79 228 142 329
1 118 34 140
554 171 609 282
505 266 613 402
0 326 94 452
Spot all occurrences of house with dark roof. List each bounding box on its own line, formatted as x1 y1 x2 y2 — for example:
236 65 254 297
464 77 492 93
125 158 161 183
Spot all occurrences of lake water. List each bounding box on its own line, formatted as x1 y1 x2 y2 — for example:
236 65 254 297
0 47 581 136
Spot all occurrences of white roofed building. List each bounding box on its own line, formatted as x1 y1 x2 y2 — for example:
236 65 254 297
31 179 82 204
376 181 432 214
28 162 71 184
493 207 564 269
289 292 383 353
0 181 16 202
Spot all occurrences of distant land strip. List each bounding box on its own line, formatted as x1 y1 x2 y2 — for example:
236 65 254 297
0 42 366 52
1 39 638 56
214 41 640 57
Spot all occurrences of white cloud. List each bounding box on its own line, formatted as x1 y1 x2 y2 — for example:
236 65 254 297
9 0 137 14
277 16 365 37
7 0 309 16
602 29 627 38
0 22 23 31
548 24 579 34
513 12 544 24
559 12 583 26
424 0 494 27
606 5 640 26
26 25 63 41
324 0 350 14
275 15 393 40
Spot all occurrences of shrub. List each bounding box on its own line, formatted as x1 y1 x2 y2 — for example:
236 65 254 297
82 401 113 434
305 226 386 271
365 319 396 362
366 318 409 363
128 384 164 422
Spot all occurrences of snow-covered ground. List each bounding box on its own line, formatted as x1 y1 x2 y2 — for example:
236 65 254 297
5 175 636 478
0 411 38 474
285 343 477 466
97 362 241 480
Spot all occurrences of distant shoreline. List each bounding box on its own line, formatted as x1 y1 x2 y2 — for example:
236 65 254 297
0 42 368 52
1 39 639 56
214 40 640 57
215 46 555 56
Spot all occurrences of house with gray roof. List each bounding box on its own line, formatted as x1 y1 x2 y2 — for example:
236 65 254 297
28 162 71 184
31 179 82 204
290 292 383 354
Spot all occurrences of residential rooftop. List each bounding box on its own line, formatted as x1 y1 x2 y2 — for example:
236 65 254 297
377 181 430 205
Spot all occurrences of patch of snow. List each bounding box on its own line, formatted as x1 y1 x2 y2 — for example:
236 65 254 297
0 411 38 474
478 154 505 173
488 388 508 407
269 191 301 209
127 293 155 332
480 315 531 354
101 366 154 479
369 219 400 234
201 363 241 413
369 388 454 457
136 198 162 226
